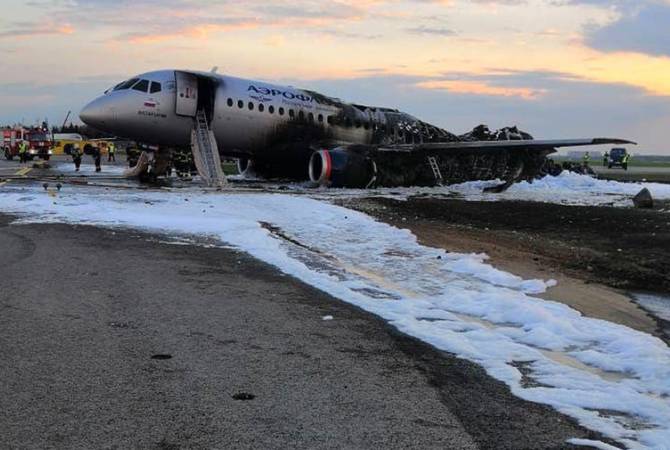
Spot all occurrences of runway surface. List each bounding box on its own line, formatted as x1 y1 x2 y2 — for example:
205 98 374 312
0 216 604 449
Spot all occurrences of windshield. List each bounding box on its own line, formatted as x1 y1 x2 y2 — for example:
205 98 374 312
113 78 140 91
29 132 48 141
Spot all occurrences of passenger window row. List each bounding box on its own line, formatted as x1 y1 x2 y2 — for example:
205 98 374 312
226 97 331 125
113 78 162 94
223 97 384 130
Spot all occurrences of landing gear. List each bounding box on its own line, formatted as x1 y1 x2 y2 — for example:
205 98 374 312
236 158 256 177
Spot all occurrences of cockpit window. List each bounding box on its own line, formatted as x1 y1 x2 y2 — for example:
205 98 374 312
113 78 140 91
132 79 150 92
150 82 162 93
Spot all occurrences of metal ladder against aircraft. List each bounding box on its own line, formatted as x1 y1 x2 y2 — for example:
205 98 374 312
191 110 228 188
427 155 444 185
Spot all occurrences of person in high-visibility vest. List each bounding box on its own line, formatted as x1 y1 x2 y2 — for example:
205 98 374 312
622 152 631 170
18 141 28 164
107 143 116 162
603 151 609 167
582 151 591 166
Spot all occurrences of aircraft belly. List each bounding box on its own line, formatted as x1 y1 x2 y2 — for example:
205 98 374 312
213 113 268 155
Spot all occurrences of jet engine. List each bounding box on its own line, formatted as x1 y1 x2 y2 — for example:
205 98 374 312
309 147 375 188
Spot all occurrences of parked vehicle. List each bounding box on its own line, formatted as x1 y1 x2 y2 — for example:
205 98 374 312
608 147 631 170
2 128 54 161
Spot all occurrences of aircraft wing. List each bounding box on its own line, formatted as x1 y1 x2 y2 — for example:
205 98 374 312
377 138 636 154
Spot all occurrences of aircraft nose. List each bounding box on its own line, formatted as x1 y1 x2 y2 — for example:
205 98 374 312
80 96 114 130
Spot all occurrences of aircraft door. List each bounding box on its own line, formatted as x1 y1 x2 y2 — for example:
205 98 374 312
175 71 198 117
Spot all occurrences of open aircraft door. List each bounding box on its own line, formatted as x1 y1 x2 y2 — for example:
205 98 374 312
175 71 198 117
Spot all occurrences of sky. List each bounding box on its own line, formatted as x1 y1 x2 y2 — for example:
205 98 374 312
0 0 668 154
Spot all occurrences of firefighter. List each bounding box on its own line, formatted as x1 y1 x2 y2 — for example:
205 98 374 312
107 142 116 162
92 146 102 172
18 141 28 164
71 144 82 171
603 151 609 167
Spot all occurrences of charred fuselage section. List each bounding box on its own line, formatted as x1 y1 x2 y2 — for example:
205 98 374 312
240 89 550 189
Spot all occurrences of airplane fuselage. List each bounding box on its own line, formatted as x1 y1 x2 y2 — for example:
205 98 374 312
80 69 632 188
80 70 457 160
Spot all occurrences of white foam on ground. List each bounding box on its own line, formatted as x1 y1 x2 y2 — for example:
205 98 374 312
451 172 670 206
304 172 670 208
634 294 670 322
52 161 127 176
0 185 669 449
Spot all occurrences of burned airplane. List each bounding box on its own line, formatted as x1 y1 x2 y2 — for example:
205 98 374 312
80 70 633 189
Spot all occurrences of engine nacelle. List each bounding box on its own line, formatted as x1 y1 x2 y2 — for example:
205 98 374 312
309 148 375 188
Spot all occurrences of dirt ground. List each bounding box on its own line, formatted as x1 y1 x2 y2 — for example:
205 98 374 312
340 197 670 342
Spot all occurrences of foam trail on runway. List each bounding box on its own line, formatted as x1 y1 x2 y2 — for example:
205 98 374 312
0 185 668 449
451 172 670 206
309 172 670 207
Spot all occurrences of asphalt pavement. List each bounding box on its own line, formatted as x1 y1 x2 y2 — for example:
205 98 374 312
0 214 608 449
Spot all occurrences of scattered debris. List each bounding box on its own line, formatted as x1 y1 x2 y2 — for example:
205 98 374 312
232 392 255 401
322 315 334 321
633 188 654 209
151 354 172 360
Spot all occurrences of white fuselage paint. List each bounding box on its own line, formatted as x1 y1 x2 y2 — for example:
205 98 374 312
80 70 377 157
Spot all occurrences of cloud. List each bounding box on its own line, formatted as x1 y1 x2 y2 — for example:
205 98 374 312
118 19 261 44
0 21 75 39
405 25 456 36
20 0 374 44
584 3 670 57
562 0 670 57
416 79 545 99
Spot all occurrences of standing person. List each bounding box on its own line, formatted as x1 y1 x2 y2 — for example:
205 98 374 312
622 151 631 170
603 151 609 167
582 151 590 167
71 144 82 172
18 141 28 164
107 142 116 162
93 146 102 172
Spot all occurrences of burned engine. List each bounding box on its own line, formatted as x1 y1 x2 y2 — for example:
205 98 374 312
308 125 551 189
309 146 376 188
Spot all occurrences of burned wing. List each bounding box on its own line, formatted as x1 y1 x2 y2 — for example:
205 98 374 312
309 137 635 189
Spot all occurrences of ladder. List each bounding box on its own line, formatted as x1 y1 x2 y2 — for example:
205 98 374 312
427 155 443 185
191 110 227 188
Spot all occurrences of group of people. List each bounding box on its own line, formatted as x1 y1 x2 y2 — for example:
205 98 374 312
68 142 115 172
66 142 195 179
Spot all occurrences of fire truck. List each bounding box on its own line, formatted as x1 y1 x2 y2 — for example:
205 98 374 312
2 128 54 161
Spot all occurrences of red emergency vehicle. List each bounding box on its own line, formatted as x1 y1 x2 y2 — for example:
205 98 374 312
2 127 54 161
